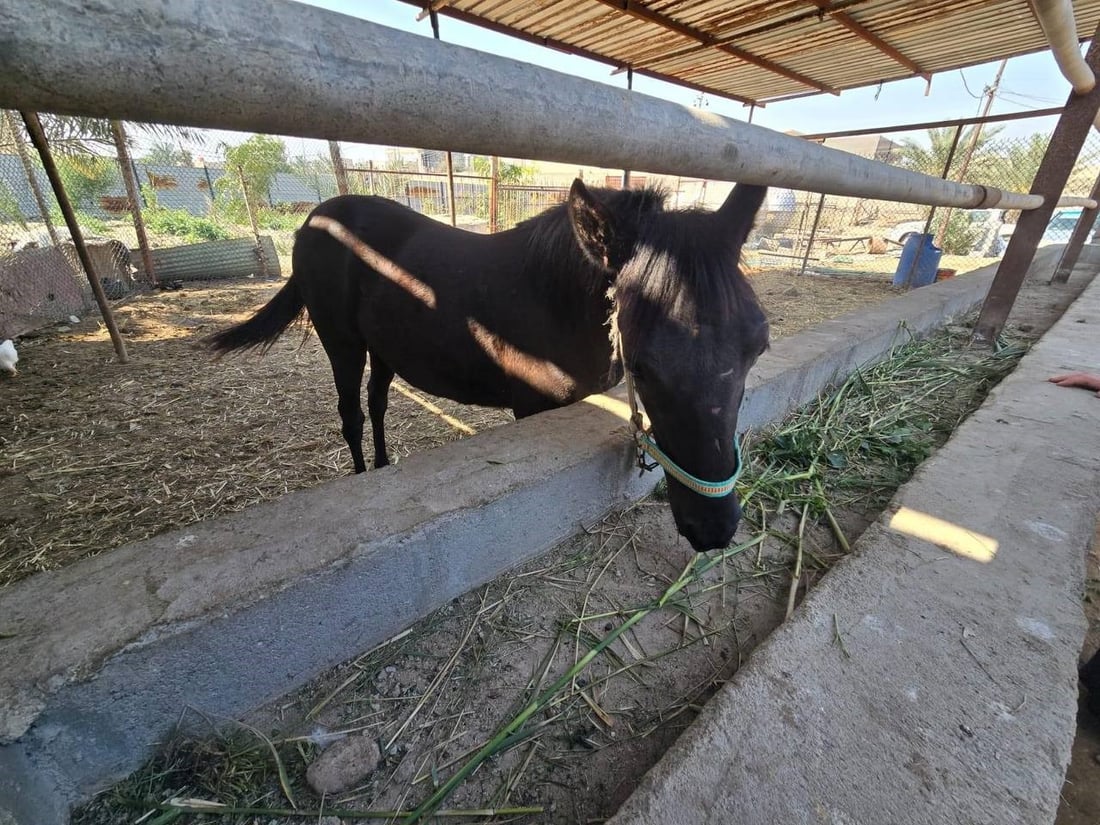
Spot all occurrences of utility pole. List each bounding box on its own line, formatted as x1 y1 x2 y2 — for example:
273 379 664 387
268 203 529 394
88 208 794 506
935 59 1007 246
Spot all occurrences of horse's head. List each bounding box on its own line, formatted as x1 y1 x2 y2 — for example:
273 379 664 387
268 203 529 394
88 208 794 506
568 179 769 552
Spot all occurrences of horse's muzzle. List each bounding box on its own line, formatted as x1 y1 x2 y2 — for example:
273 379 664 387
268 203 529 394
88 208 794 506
670 492 742 552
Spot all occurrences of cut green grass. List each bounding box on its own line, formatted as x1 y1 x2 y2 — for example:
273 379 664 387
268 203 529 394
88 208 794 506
740 323 1025 521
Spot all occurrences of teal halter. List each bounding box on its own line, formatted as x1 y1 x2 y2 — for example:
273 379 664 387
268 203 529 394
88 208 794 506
635 429 744 498
622 361 745 499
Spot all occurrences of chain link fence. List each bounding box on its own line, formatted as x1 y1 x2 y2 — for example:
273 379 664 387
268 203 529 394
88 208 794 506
0 142 133 338
2 109 1097 337
738 114 1100 283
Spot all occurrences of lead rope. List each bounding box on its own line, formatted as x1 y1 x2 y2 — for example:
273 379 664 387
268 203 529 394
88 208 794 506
616 326 744 499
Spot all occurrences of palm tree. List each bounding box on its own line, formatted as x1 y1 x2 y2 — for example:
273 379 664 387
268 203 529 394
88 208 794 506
143 141 193 166
898 125 1004 183
1000 133 1048 192
1 112 202 157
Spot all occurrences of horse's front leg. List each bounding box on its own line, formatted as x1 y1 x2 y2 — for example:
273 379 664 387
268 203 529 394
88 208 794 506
367 351 396 468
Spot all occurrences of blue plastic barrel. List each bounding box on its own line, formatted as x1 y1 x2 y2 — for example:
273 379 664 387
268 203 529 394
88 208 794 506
892 233 943 288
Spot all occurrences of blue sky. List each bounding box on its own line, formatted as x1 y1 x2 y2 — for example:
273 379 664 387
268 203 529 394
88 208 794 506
227 0 1074 159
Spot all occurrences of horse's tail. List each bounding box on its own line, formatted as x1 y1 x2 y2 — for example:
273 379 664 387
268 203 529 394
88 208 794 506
206 277 305 356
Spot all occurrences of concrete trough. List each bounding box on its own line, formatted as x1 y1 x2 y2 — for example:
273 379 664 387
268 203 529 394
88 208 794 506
0 256 1044 822
609 267 1100 825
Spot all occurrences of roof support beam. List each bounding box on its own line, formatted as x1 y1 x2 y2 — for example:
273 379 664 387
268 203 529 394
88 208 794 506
395 0 757 105
416 1 454 23
593 0 839 95
808 0 930 80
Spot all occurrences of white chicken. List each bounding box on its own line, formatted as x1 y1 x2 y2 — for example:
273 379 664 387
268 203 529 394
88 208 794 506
0 339 18 376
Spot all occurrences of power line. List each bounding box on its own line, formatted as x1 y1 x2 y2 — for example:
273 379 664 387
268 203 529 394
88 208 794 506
959 69 982 99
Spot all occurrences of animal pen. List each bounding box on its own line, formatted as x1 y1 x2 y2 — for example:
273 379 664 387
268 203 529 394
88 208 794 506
2 1 1100 823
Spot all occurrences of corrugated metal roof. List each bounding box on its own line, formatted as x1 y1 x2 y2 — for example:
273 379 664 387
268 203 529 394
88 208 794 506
397 0 1100 105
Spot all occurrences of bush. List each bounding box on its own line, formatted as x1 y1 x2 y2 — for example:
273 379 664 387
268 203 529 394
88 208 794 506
144 208 230 243
48 208 110 236
939 211 979 256
257 208 304 232
210 197 249 227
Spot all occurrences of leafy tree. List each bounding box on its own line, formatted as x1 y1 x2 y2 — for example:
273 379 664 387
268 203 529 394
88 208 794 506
1000 133 1047 192
217 135 289 204
471 156 535 184
939 211 980 255
0 179 26 229
290 155 338 200
143 141 193 167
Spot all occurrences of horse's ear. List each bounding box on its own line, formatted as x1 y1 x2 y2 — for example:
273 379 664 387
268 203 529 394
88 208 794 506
567 179 616 269
718 183 767 250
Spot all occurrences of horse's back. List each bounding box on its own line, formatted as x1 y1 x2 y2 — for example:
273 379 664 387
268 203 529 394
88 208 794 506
287 192 608 411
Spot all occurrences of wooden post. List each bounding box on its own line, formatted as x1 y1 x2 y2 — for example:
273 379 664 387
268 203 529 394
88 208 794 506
19 110 128 363
202 163 216 203
110 120 157 286
621 67 633 190
4 109 60 245
445 150 457 227
328 139 349 196
367 160 376 196
236 164 269 278
974 22 1100 343
1051 168 1100 283
489 155 500 233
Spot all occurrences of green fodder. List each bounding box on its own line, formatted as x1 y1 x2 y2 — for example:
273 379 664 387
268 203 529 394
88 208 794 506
740 323 1026 520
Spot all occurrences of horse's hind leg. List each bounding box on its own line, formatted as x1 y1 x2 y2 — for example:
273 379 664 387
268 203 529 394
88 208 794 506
325 342 369 473
367 351 395 468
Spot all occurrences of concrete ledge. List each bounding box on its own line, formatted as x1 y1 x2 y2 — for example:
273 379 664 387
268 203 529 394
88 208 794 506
0 259 1017 822
609 270 1100 824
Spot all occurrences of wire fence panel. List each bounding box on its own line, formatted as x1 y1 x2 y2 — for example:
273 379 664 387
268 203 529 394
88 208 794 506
740 116 1100 282
0 148 137 336
2 110 1097 335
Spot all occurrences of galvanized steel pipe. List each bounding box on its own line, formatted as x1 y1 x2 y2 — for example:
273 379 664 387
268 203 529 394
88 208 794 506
1057 195 1099 207
0 0 1047 211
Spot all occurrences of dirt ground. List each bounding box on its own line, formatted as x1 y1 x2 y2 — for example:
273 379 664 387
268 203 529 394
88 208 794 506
12 257 1096 823
0 268 894 588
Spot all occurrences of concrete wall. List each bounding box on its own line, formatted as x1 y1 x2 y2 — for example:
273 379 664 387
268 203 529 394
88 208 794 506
0 261 1021 822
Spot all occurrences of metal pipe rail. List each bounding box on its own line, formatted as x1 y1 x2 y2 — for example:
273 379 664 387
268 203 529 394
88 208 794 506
0 0 1054 211
1033 0 1096 95
1032 0 1100 133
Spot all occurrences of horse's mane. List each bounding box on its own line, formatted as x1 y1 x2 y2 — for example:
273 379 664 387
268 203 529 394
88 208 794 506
518 186 668 299
514 184 767 357
613 207 768 361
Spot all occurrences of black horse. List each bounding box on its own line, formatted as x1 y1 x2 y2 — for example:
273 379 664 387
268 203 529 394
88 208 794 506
208 179 769 551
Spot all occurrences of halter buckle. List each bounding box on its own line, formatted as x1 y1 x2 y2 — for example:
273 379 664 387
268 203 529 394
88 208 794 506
633 429 658 475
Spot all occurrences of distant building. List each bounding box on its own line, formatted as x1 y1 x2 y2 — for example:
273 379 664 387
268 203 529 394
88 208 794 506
822 134 901 164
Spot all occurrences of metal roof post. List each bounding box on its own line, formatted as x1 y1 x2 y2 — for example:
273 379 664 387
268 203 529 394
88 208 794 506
973 19 1100 343
1051 168 1100 283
